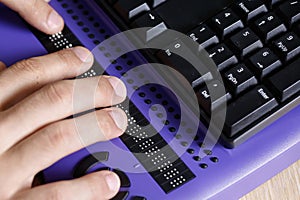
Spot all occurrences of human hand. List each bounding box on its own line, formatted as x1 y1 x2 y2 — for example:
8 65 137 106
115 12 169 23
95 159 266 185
0 47 128 199
0 0 64 34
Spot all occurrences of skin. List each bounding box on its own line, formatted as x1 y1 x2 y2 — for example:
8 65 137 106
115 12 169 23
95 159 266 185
0 0 128 199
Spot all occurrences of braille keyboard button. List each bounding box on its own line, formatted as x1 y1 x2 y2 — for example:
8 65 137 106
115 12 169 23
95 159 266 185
253 12 287 43
272 32 300 62
222 85 278 137
73 152 109 178
131 11 167 42
207 44 238 71
132 196 147 200
111 191 129 200
112 169 131 187
267 57 300 102
187 24 219 49
248 48 282 79
157 39 213 87
229 28 263 59
196 80 231 115
224 64 258 95
208 8 244 39
278 0 300 27
114 0 150 22
234 0 268 22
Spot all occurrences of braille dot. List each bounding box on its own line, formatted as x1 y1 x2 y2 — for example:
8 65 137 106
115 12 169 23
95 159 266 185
121 54 127 59
162 120 169 125
88 34 95 39
150 87 156 92
174 114 180 119
82 27 89 32
72 15 79 20
67 9 74 14
115 47 122 52
186 128 193 134
82 10 89 15
199 163 208 169
144 99 152 104
162 100 168 105
78 4 84 9
138 73 144 79
77 21 84 26
193 156 201 161
198 142 205 147
156 113 164 118
127 79 134 84
110 59 117 64
180 141 188 147
168 107 174 112
151 106 157 111
99 46 105 51
127 60 133 66
210 157 219 163
139 92 146 97
62 3 68 8
89 17 95 21
156 94 162 99
187 148 194 154
169 127 176 132
99 29 106 34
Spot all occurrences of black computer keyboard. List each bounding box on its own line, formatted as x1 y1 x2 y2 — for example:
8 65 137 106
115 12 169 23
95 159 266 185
96 0 300 148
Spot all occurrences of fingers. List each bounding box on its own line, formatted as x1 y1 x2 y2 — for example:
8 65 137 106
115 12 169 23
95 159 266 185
5 107 127 176
0 76 127 151
13 171 120 200
0 0 64 34
0 47 93 110
0 61 6 72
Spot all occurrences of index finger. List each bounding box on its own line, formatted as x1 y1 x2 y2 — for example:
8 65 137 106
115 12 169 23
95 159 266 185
1 0 64 34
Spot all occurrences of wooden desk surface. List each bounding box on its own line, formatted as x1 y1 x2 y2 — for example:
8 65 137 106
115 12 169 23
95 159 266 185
241 160 300 200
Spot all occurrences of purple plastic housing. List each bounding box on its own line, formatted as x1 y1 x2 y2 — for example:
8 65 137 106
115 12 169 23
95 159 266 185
0 1 299 199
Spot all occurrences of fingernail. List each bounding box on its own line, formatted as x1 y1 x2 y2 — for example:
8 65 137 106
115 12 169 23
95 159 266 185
72 47 94 64
107 76 127 100
105 173 120 193
108 109 128 131
47 10 63 31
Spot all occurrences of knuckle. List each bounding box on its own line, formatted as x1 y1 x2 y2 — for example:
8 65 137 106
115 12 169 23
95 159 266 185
12 57 43 76
43 82 72 106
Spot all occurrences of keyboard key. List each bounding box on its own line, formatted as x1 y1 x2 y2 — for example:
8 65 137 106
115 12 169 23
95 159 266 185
208 8 244 39
222 85 278 137
248 48 282 79
155 0 233 32
114 0 150 22
111 191 129 200
229 28 263 59
207 44 238 71
253 12 287 43
196 80 231 115
267 57 300 102
278 0 300 27
157 39 213 87
272 32 300 62
131 11 167 42
265 0 284 9
223 64 257 95
187 24 219 49
146 0 167 8
112 169 131 187
234 0 268 22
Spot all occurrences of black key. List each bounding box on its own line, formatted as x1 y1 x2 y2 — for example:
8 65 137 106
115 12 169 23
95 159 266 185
113 169 131 187
222 85 278 137
187 24 219 49
233 0 268 22
155 0 233 32
146 0 167 8
132 197 147 200
229 28 263 59
111 191 129 200
223 64 258 95
157 39 213 87
278 0 300 27
267 57 300 102
131 11 167 42
207 44 238 71
196 80 231 115
73 152 109 178
248 48 282 79
114 0 150 22
208 8 244 39
272 32 300 62
253 12 287 43
265 0 284 9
